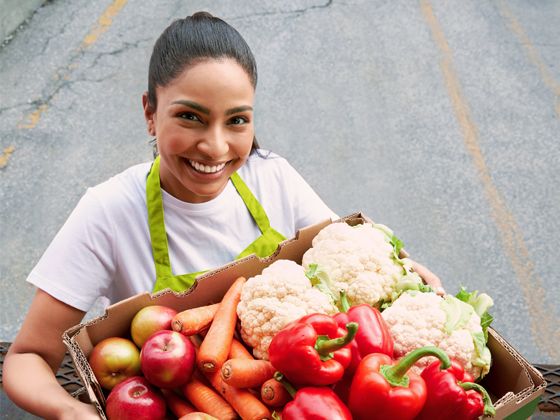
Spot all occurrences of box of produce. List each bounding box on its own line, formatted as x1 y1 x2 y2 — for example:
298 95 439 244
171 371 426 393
63 213 546 419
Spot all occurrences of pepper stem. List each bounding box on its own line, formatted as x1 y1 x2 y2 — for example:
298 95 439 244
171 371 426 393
315 322 358 360
380 346 451 388
459 381 496 417
339 290 351 313
274 371 297 398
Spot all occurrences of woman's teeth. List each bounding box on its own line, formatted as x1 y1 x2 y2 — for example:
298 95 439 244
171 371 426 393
188 160 227 174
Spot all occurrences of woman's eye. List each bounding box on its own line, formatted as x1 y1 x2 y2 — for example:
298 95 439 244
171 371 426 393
178 112 200 122
229 116 248 125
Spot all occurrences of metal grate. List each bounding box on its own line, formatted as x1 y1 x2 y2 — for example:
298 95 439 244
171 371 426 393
0 342 85 397
534 364 560 413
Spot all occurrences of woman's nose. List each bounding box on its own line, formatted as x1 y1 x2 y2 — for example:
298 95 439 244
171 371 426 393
197 125 229 158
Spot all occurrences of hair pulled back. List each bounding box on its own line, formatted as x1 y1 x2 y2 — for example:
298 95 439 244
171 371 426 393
147 11 258 111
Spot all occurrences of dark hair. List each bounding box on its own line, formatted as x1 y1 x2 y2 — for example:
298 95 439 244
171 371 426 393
147 12 260 151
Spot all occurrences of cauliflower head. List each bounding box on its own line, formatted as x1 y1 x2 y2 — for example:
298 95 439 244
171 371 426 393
381 291 492 379
237 259 337 360
302 222 422 308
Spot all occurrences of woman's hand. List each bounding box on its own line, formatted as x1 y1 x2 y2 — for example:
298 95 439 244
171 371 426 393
3 289 95 419
58 401 101 420
407 259 446 296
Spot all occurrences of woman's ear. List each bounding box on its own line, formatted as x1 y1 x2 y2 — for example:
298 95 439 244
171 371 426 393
142 92 156 136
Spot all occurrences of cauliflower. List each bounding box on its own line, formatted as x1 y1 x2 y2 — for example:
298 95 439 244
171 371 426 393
236 259 337 360
381 290 493 379
302 222 423 308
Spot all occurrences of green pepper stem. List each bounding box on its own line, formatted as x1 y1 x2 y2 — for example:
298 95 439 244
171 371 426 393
315 322 358 359
459 381 496 417
339 290 351 313
380 346 451 388
274 371 297 398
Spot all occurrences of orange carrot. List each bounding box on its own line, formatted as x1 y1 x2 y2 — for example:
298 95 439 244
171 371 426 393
221 359 276 388
172 303 220 336
260 377 291 408
229 338 254 360
161 389 196 417
206 370 272 420
182 377 237 420
197 277 246 373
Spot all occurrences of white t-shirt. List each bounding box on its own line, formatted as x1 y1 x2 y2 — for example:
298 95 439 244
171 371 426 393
27 151 337 311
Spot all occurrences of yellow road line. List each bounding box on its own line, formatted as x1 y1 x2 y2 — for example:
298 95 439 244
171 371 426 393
0 145 16 169
82 0 128 47
497 0 560 118
420 0 559 360
18 0 128 129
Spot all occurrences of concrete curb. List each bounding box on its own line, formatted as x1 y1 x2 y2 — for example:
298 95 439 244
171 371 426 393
0 0 46 44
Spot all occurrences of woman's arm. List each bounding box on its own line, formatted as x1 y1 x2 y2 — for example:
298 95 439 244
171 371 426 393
3 289 100 419
408 259 445 295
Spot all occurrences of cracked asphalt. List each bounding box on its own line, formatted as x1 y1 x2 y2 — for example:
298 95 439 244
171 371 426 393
1 0 559 398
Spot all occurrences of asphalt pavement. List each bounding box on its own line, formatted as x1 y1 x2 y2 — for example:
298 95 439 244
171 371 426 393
1 1 559 414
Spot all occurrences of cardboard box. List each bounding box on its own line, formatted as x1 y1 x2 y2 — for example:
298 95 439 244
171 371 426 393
63 213 546 419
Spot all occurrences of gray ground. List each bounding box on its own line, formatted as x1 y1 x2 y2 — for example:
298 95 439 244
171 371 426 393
1 0 559 417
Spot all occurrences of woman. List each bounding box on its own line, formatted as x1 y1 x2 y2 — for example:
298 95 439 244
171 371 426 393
3 12 442 418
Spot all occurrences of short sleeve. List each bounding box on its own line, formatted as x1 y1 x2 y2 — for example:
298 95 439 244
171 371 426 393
26 189 117 311
279 159 339 230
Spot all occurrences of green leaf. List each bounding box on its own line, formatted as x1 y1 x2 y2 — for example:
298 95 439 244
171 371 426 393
441 295 474 334
306 264 339 306
455 287 494 340
471 331 492 378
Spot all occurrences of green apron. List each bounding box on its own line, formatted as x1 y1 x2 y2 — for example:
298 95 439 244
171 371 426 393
147 156 286 293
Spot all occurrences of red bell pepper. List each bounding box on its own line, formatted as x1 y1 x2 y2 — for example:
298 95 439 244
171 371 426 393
416 359 496 420
349 346 451 420
334 290 394 373
274 372 352 420
268 313 358 386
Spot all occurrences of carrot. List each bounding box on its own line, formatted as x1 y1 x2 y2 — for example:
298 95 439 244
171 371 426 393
221 359 276 388
206 370 272 420
260 377 291 408
172 303 220 336
229 338 254 360
182 377 237 420
161 388 196 417
197 276 246 373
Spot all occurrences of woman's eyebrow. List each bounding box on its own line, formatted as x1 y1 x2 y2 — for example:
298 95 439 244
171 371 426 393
225 105 253 116
171 100 210 115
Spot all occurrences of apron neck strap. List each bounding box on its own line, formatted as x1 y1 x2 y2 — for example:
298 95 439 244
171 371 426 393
146 156 173 278
230 171 271 233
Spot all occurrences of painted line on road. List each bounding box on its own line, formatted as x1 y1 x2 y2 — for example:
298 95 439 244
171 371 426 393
0 145 16 169
497 0 560 119
17 0 128 129
420 0 559 360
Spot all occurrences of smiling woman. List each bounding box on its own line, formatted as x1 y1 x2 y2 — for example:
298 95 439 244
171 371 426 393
145 58 256 203
2 11 339 418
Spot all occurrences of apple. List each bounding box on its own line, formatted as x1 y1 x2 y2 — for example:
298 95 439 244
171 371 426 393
88 337 141 390
130 305 177 348
141 330 195 389
106 376 166 420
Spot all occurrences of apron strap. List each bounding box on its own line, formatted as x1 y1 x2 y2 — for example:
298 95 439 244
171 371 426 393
230 171 270 234
146 156 173 279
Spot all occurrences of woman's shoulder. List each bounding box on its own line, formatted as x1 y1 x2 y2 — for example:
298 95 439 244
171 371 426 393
240 149 294 178
85 161 152 211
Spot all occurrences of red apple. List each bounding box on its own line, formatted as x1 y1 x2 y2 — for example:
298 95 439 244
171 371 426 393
141 330 195 389
130 305 177 348
88 337 141 390
106 376 166 420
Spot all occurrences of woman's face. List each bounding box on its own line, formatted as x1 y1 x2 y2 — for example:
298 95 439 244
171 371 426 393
143 58 255 203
